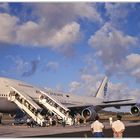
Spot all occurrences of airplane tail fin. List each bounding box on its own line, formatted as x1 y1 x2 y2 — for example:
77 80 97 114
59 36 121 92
95 76 108 99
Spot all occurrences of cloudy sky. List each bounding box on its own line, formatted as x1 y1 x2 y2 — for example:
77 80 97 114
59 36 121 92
0 2 140 103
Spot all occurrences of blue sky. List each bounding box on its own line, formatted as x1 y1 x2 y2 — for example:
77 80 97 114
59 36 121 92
0 2 140 101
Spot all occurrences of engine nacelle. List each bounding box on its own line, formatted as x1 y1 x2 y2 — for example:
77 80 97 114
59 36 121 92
81 106 97 121
130 104 140 116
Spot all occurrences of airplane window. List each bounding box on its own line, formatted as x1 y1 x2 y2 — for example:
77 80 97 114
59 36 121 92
36 90 42 94
66 95 69 98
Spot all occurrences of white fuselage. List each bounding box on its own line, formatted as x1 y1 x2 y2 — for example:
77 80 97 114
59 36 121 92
0 77 103 113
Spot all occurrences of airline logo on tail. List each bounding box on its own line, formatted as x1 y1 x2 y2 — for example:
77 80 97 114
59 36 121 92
104 82 108 97
95 76 108 99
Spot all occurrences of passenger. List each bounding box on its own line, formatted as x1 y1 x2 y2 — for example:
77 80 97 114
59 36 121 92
26 118 34 127
70 117 73 126
111 114 125 138
43 115 48 126
26 118 31 127
67 116 73 126
83 117 87 126
109 116 113 126
73 115 77 126
76 113 81 125
54 115 58 126
62 117 66 127
30 118 34 127
91 115 104 137
49 116 53 126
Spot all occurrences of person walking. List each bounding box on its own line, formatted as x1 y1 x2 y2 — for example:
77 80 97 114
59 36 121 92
91 115 104 137
111 114 125 138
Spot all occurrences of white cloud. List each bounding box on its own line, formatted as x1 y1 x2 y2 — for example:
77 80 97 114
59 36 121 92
81 74 97 84
16 21 81 55
105 3 136 27
88 22 138 75
46 61 59 72
0 13 81 55
0 3 103 55
6 55 40 77
105 3 129 21
124 53 140 70
69 73 138 100
79 74 104 95
22 59 40 77
15 3 102 50
6 55 29 75
0 13 18 43
106 81 140 101
16 21 41 45
47 22 80 49
33 3 102 29
80 54 99 75
68 70 140 100
15 58 28 72
69 81 81 92
0 3 9 12
67 73 105 95
122 53 140 82
0 12 81 53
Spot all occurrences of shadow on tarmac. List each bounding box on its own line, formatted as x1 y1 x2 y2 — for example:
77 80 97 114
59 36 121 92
27 125 140 138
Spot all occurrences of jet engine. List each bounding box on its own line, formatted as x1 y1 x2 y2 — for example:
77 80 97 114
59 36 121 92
81 106 97 121
130 104 140 116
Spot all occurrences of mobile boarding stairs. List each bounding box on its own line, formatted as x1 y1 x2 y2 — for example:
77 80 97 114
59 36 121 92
7 86 71 126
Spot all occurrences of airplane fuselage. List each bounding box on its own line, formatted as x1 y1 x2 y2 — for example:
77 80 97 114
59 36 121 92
0 77 103 114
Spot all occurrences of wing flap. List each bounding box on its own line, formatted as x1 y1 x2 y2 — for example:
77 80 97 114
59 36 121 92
103 99 133 103
99 99 136 108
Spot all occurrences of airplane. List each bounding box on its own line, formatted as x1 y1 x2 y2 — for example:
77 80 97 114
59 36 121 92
0 76 139 126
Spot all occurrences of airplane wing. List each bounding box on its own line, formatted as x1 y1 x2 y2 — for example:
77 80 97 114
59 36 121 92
66 99 137 120
98 99 136 109
66 99 136 109
103 99 133 103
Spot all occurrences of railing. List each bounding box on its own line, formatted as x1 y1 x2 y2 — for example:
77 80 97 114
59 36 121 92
39 90 71 124
8 87 45 126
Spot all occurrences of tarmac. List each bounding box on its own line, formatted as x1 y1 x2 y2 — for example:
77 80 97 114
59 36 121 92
0 120 140 137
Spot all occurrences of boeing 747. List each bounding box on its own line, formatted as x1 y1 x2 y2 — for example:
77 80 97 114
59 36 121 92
0 76 139 126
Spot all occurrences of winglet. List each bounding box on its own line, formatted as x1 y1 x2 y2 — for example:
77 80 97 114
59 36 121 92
95 76 108 99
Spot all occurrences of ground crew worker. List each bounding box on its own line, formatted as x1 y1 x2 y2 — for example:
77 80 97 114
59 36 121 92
91 115 104 137
49 116 53 126
111 114 125 138
109 116 113 126
26 118 31 127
